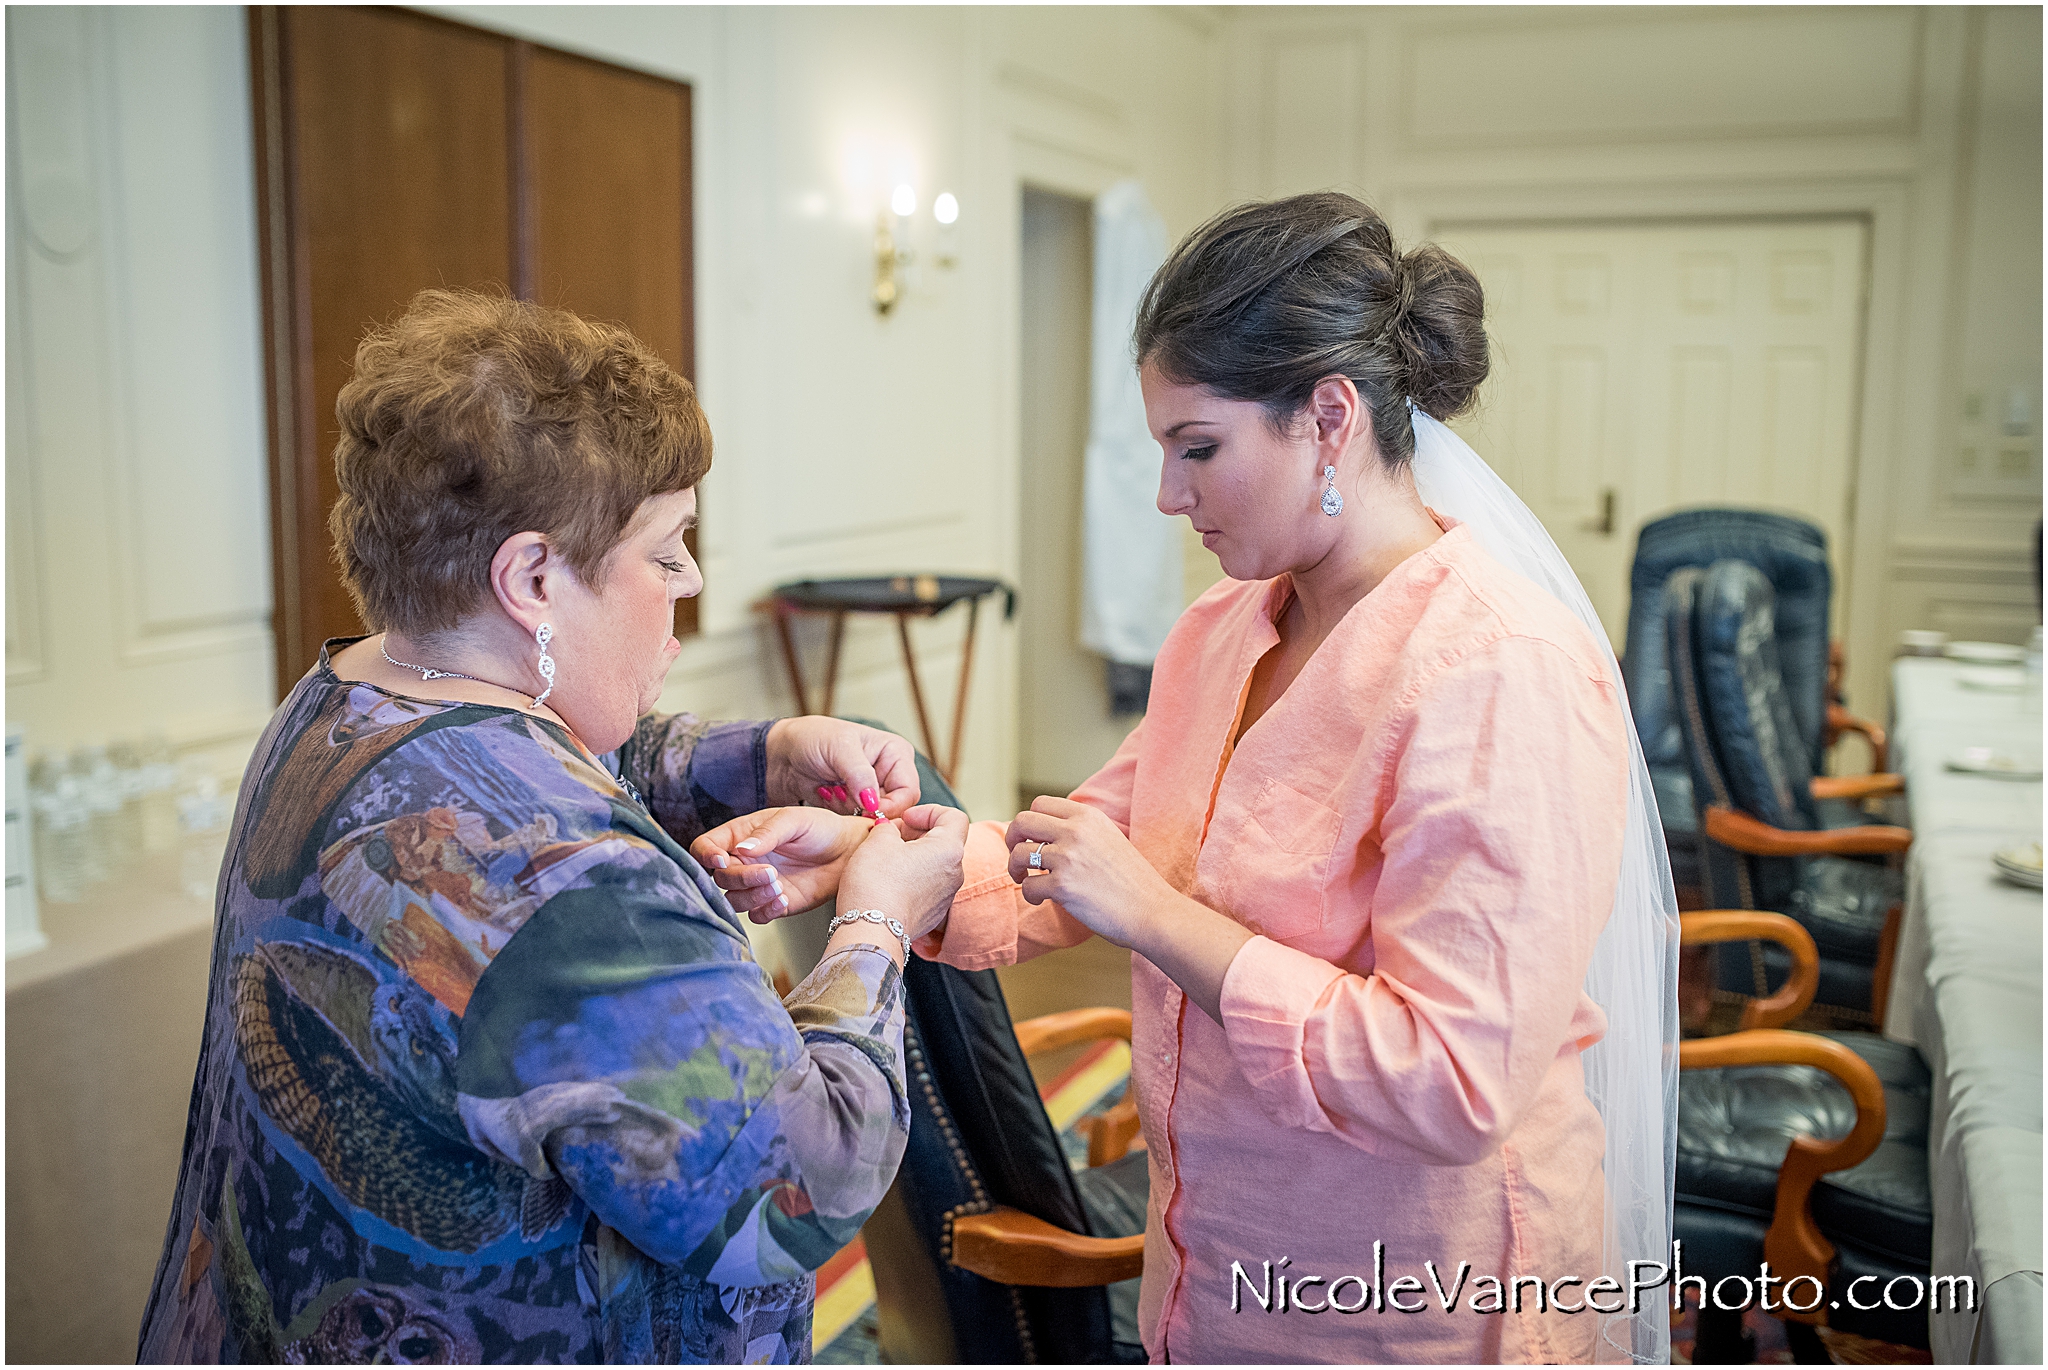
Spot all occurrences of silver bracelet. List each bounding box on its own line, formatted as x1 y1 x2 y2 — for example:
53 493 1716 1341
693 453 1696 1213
827 908 911 963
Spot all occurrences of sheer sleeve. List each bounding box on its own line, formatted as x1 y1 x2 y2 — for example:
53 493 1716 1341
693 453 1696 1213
454 844 907 1284
914 715 1148 970
613 714 773 848
1217 635 1627 1167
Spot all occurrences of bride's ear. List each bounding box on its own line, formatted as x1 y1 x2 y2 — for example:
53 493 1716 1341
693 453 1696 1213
1306 374 1370 462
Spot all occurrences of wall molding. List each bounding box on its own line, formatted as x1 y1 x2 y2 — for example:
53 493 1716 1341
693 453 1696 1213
1393 8 1924 154
1889 539 2037 586
995 60 1126 127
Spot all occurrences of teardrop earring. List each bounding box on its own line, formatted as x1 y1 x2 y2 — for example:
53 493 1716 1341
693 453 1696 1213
1320 465 1344 517
530 623 556 710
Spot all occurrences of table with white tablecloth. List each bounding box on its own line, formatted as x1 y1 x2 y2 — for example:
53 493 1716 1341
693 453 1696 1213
1881 657 2042 1364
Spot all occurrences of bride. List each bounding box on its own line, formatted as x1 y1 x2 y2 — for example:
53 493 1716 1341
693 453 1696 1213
703 192 1678 1364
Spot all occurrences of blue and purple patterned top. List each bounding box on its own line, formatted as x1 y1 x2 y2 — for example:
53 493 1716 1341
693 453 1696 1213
137 642 908 1363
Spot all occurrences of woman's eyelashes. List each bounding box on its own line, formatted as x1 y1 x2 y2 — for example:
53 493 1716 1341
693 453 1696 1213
1181 444 1218 461
658 559 689 575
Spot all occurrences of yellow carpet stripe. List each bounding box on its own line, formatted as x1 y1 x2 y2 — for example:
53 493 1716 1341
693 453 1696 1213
1045 1040 1132 1132
812 1255 877 1354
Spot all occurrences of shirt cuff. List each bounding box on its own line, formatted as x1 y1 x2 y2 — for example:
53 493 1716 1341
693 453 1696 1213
1218 934 1346 1132
689 720 772 821
913 871 1020 970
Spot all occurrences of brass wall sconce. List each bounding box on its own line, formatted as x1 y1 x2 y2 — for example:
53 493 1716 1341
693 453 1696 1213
873 211 908 315
872 183 959 316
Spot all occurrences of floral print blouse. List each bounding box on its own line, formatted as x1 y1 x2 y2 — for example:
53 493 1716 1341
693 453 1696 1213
136 642 908 1364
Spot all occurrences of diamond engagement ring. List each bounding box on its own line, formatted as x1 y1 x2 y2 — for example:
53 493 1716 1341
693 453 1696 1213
1028 841 1047 872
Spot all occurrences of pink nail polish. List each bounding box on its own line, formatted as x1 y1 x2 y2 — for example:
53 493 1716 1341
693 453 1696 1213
836 785 852 803
816 785 834 801
858 788 880 813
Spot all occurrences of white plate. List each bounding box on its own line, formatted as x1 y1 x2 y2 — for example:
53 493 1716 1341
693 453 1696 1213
1956 666 2027 692
1993 843 2043 889
1946 748 2044 780
1947 641 2029 665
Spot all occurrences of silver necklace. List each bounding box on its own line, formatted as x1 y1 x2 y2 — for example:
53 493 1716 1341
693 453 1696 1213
380 637 485 685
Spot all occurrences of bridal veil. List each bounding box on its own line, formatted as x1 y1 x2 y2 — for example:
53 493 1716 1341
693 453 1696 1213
1411 406 1682 1365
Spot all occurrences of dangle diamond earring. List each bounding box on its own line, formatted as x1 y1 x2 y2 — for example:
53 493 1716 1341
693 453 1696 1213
1320 465 1344 517
530 623 556 710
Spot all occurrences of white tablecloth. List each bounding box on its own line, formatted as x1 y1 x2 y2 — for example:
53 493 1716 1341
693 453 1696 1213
1882 657 2042 1364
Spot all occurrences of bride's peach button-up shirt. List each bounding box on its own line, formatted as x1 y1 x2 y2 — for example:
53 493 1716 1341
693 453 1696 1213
919 523 1630 1364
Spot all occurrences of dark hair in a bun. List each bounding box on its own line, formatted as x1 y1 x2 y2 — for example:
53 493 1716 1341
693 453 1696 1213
1133 192 1488 466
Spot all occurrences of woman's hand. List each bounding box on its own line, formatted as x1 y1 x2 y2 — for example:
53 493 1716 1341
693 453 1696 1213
1006 796 1254 1024
1002 796 1184 948
838 805 970 941
765 717 920 819
692 807 872 922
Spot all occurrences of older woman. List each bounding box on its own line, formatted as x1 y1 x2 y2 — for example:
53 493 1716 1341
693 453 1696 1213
135 290 962 1364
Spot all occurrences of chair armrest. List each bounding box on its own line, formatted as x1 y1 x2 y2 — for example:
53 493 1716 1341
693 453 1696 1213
1015 1008 1141 1167
1826 704 1889 771
949 1206 1146 1287
1012 1007 1131 1057
1679 1029 1889 1319
1679 911 1820 1029
1703 806 1912 857
1810 773 1905 801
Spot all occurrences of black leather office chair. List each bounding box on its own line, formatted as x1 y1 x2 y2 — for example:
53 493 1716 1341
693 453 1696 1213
1676 911 1933 1360
856 751 1147 1364
1665 561 1908 1021
1621 510 1885 899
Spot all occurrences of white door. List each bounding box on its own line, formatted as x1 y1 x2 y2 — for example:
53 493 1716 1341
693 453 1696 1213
1433 220 1870 647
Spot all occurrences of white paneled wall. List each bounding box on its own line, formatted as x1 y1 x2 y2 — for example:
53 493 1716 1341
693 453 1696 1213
6 5 1224 828
6 7 277 778
1212 4 2043 717
6 1 2034 871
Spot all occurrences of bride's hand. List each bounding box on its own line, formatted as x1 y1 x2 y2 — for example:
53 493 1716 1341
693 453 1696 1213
1003 796 1179 949
691 807 872 921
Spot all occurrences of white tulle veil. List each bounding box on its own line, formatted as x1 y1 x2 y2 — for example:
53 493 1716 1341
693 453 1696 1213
1410 406 1681 1365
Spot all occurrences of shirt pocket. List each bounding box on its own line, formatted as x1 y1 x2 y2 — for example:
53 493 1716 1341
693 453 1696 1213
1202 775 1345 940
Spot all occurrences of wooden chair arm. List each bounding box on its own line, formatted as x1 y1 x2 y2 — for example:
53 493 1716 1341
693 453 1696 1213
1679 1029 1889 1322
1679 911 1820 1029
1077 1098 1142 1168
1810 773 1905 801
1014 1008 1140 1166
1703 806 1912 857
1012 1007 1131 1058
949 1206 1146 1287
1826 705 1889 771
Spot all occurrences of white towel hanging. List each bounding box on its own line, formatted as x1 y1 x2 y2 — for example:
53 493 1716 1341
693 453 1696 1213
1080 179 1180 669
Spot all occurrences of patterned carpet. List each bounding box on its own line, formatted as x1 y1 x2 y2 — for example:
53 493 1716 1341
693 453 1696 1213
1667 1286 1932 1365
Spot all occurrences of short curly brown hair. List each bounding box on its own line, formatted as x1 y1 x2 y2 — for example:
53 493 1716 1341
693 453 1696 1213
329 289 710 637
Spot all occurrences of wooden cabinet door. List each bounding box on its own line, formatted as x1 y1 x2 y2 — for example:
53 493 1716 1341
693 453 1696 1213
523 46 696 636
251 7 696 688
